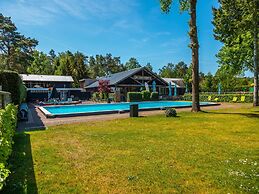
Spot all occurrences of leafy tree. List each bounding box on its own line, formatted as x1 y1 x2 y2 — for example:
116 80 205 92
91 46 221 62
214 65 253 92
54 51 88 86
88 54 124 78
88 56 99 78
200 72 215 92
72 51 89 85
27 50 53 74
98 80 111 94
49 49 56 65
54 51 72 76
159 63 175 78
159 61 188 78
124 57 141 70
104 53 125 75
160 0 200 112
0 13 38 73
213 0 259 106
98 80 111 99
145 62 153 71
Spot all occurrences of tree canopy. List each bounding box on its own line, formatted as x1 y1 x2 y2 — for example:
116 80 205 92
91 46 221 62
0 13 38 73
213 0 259 106
159 61 188 78
213 0 256 73
124 57 141 70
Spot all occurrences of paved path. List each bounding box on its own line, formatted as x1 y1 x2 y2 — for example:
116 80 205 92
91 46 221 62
17 102 249 131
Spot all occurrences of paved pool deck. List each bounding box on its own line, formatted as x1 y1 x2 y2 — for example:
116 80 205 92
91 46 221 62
17 102 249 131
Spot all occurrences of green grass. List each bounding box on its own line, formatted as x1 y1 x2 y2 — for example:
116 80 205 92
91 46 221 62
4 105 259 193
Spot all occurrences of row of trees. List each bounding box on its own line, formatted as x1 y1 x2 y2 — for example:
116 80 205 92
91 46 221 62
9 48 153 86
159 61 253 92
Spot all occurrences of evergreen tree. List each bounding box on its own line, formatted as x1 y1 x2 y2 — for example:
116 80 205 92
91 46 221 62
124 57 141 70
0 13 38 73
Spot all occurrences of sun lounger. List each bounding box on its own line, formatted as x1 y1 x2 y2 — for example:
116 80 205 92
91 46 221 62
232 97 238 102
19 103 28 121
241 96 245 102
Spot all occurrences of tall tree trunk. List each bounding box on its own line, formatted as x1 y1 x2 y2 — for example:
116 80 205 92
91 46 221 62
6 46 11 70
253 0 258 107
190 0 200 112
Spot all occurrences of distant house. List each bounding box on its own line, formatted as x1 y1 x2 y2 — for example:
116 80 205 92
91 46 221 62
20 74 89 101
20 74 74 88
162 78 186 96
80 67 168 101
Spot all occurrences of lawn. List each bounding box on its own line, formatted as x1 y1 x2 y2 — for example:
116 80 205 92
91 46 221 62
4 105 259 193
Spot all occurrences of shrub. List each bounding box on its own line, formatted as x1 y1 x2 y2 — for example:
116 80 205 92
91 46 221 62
0 104 17 190
165 108 177 117
150 92 159 101
19 83 27 103
141 90 151 101
0 71 26 105
98 80 110 94
127 92 142 102
183 93 253 103
108 93 114 100
92 92 100 101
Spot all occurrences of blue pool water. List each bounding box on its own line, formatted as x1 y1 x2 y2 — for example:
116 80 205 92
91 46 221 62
41 101 214 116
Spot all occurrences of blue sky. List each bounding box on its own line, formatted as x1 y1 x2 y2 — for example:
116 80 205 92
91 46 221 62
0 0 222 74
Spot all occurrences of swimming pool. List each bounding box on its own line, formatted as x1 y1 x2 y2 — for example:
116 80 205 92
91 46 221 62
39 101 217 118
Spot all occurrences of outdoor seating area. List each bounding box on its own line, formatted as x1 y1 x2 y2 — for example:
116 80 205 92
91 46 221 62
38 98 82 106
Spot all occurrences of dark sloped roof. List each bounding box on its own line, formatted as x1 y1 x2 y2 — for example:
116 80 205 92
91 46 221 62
86 67 143 88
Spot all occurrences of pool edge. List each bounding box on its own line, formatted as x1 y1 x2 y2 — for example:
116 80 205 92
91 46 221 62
39 102 220 118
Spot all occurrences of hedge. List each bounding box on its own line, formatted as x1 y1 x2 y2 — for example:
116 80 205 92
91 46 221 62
150 92 159 101
141 91 151 101
0 71 26 105
127 92 143 102
183 93 253 103
0 104 17 190
127 91 159 102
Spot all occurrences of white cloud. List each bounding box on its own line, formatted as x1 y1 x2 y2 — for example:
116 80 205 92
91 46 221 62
0 0 139 25
1 1 56 25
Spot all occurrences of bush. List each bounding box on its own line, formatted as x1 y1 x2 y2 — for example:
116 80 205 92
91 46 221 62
165 108 177 117
0 104 17 190
183 93 253 103
0 71 26 105
19 83 27 103
127 92 142 102
141 90 151 101
150 92 159 101
91 92 100 101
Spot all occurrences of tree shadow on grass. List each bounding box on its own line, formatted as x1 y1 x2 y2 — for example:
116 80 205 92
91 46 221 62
2 133 38 194
201 110 259 119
